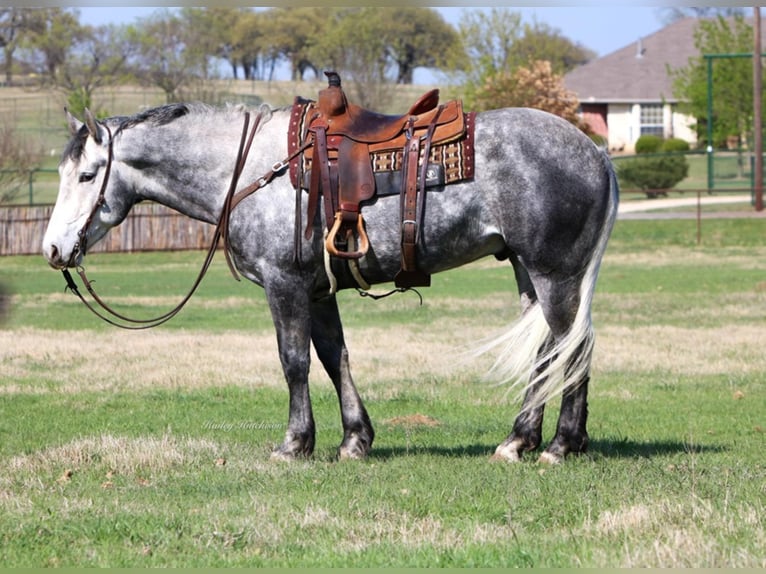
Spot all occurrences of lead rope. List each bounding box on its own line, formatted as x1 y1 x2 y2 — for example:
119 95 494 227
62 112 310 330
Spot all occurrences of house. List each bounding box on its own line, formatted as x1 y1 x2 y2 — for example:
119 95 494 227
564 17 752 153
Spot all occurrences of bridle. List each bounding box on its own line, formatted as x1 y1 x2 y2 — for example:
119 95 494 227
62 110 311 330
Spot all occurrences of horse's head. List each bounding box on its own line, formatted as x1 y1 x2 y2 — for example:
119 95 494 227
43 109 130 269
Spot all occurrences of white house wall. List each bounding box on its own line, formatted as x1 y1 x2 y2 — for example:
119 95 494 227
605 104 633 152
606 103 697 154
671 110 697 145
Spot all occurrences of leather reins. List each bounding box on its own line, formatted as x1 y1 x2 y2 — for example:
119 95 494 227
62 110 311 330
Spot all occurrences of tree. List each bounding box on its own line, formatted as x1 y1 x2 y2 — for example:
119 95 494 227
454 7 523 88
260 7 327 81
453 8 595 110
24 8 82 80
510 21 595 75
0 8 46 85
180 7 248 81
224 9 268 80
473 60 586 130
0 115 43 203
202 7 262 80
127 10 207 102
25 11 130 117
379 8 461 84
309 7 395 109
670 15 758 149
660 6 746 24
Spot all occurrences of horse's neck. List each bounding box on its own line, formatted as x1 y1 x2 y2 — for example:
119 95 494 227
119 112 254 224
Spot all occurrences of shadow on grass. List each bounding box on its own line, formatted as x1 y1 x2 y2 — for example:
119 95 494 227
587 437 727 459
368 438 726 461
369 443 495 460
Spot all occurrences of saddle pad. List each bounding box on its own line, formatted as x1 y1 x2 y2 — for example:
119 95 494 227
288 99 476 190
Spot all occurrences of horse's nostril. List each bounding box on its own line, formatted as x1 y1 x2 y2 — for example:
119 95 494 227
45 243 64 269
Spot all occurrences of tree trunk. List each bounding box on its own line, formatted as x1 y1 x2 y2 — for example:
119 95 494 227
3 45 14 86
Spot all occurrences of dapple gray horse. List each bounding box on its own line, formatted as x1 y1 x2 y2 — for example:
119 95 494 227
43 101 618 463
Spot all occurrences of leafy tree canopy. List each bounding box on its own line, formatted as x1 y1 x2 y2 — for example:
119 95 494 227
473 59 586 129
670 15 759 148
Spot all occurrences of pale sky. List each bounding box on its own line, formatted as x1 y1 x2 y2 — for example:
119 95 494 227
77 5 670 83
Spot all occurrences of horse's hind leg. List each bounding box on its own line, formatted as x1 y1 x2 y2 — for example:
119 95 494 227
493 257 548 462
492 361 548 461
539 364 589 464
492 260 592 463
534 276 592 464
310 295 374 459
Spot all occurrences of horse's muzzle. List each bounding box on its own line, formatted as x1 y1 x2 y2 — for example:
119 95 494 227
43 243 80 270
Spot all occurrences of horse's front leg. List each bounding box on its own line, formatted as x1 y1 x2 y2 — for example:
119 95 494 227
310 295 374 459
266 282 316 460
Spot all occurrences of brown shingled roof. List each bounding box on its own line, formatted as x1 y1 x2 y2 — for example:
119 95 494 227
564 17 702 104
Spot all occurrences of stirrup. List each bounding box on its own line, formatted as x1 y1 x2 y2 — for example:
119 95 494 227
325 212 369 260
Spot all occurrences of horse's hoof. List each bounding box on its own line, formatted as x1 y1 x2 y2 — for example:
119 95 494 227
270 444 313 461
338 434 372 460
491 441 523 462
338 446 366 460
270 450 296 462
538 450 564 465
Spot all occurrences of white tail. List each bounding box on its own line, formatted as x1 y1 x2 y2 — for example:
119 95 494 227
477 159 619 410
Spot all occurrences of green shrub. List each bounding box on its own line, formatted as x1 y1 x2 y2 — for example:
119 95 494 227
661 138 690 152
617 154 689 197
634 134 663 154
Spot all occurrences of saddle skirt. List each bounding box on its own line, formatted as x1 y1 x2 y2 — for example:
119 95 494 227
286 72 476 287
288 99 476 192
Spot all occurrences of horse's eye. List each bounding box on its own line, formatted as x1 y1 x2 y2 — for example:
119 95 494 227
79 172 96 183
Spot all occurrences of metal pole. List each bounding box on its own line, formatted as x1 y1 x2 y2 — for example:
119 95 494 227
754 7 764 211
28 170 33 205
706 56 714 192
697 188 702 245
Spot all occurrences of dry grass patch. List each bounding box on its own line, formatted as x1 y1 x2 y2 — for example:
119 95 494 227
7 433 221 476
4 317 763 404
589 497 766 567
382 413 441 429
1 313 495 395
16 292 262 312
603 246 766 270
0 328 284 394
0 433 224 516
594 324 766 377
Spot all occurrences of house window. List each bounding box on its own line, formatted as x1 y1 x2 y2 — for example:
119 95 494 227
640 104 664 137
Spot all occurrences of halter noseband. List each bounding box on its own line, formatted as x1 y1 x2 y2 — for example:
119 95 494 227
68 122 115 268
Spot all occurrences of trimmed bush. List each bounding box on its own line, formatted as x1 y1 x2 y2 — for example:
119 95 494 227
661 137 690 152
634 134 663 154
617 154 689 197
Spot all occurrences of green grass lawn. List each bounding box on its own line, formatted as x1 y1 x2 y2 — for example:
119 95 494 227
0 218 764 567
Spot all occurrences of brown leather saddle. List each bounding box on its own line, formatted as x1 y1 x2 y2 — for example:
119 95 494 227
292 71 473 288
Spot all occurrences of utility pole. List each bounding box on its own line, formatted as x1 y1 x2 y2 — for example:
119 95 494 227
754 6 763 211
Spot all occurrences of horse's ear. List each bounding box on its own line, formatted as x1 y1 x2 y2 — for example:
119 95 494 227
65 107 83 136
83 108 103 144
258 103 272 124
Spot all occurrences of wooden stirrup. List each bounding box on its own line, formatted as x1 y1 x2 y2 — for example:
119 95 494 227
325 213 369 260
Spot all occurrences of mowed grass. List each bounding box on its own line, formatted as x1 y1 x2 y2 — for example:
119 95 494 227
0 218 764 567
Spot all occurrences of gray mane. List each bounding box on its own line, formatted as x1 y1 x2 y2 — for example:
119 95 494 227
62 102 260 162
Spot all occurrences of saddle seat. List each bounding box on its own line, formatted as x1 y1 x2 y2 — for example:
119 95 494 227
322 85 440 144
302 71 470 288
317 72 463 152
